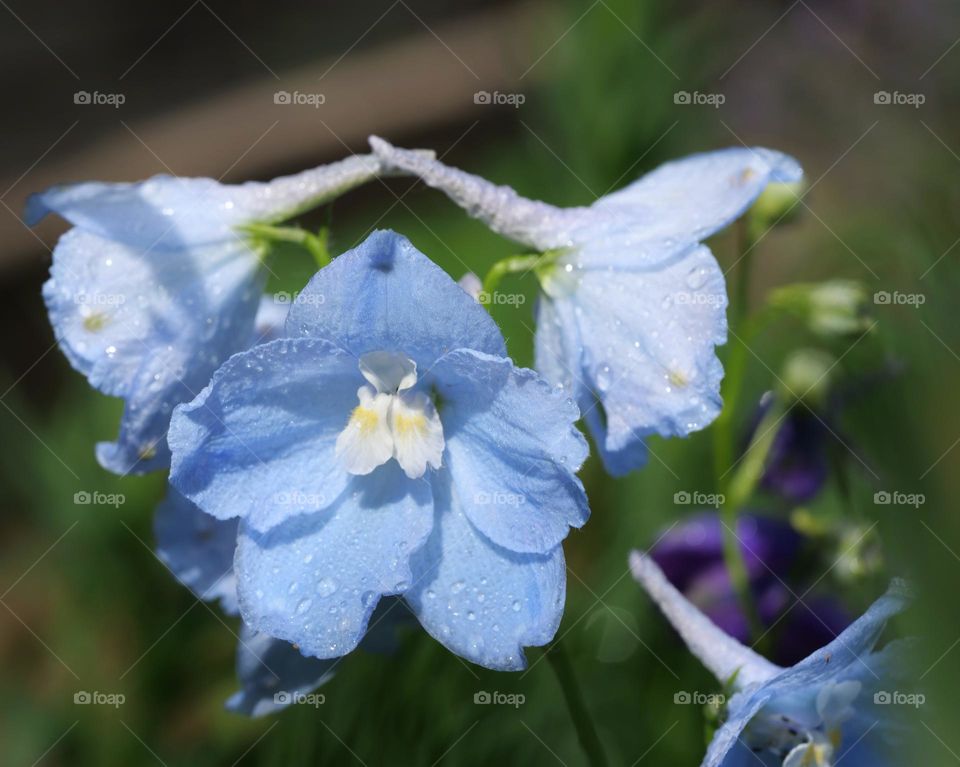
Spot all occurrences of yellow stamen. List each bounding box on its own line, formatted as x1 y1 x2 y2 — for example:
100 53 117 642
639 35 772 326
393 411 426 436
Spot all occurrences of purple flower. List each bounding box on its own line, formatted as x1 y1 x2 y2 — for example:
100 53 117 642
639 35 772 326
649 512 849 664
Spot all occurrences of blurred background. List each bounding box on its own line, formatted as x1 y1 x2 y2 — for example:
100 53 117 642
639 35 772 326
1 0 959 763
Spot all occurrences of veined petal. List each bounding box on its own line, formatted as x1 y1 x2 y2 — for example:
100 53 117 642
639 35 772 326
168 338 360 531
701 580 911 767
43 229 263 473
27 154 386 250
406 470 566 670
369 137 592 251
225 623 336 717
286 230 505 368
562 244 728 476
629 551 781 688
235 462 433 660
154 489 239 615
592 146 803 242
431 349 589 553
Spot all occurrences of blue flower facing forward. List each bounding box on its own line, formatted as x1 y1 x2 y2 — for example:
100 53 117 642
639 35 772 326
29 155 391 474
630 552 914 766
168 230 589 670
371 137 802 475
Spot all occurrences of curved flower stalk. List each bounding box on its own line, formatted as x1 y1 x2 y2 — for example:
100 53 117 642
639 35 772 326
630 552 914 766
167 230 589 671
370 136 802 475
29 155 393 474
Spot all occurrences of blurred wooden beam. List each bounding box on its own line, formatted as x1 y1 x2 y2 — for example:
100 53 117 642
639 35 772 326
3 0 553 272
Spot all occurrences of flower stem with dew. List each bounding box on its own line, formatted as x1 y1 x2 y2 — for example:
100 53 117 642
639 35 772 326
545 640 608 767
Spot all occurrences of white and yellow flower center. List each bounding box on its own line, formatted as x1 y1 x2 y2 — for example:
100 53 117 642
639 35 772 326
335 351 444 480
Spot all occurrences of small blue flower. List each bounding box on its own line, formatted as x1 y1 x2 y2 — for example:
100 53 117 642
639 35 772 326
29 156 387 474
167 230 589 671
630 551 913 766
370 137 802 475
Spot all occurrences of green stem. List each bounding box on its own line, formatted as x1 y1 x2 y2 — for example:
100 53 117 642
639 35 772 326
481 253 544 296
713 219 767 642
545 642 607 767
241 223 331 268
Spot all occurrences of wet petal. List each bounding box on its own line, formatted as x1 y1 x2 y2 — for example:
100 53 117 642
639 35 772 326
406 470 565 670
431 349 588 553
225 623 336 717
154 488 239 614
285 230 505 369
168 338 360 531
43 229 263 473
592 146 802 242
560 244 727 475
27 154 386 250
235 463 433 659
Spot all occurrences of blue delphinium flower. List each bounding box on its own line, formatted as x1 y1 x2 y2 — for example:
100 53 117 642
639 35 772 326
167 230 589 670
29 155 390 474
370 137 802 475
630 551 913 766
650 511 850 664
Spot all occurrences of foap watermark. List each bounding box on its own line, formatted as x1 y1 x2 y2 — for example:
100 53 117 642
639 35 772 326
274 690 326 707
274 490 326 509
74 292 126 307
673 490 724 508
873 490 924 509
674 690 725 706
474 90 525 108
275 290 325 306
274 90 326 108
474 690 525 708
74 690 125 708
674 90 725 108
674 291 725 308
74 490 125 508
477 290 526 307
475 491 526 507
74 90 125 108
873 290 925 307
874 690 925 708
874 90 925 108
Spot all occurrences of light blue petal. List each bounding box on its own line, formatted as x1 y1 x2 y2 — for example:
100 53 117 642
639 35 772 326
430 348 589 553
406 470 566 671
286 230 505 368
235 462 433 659
43 229 263 473
703 581 911 767
27 155 385 250
549 244 727 476
592 146 802 243
154 489 239 615
168 337 360 531
225 623 336 717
